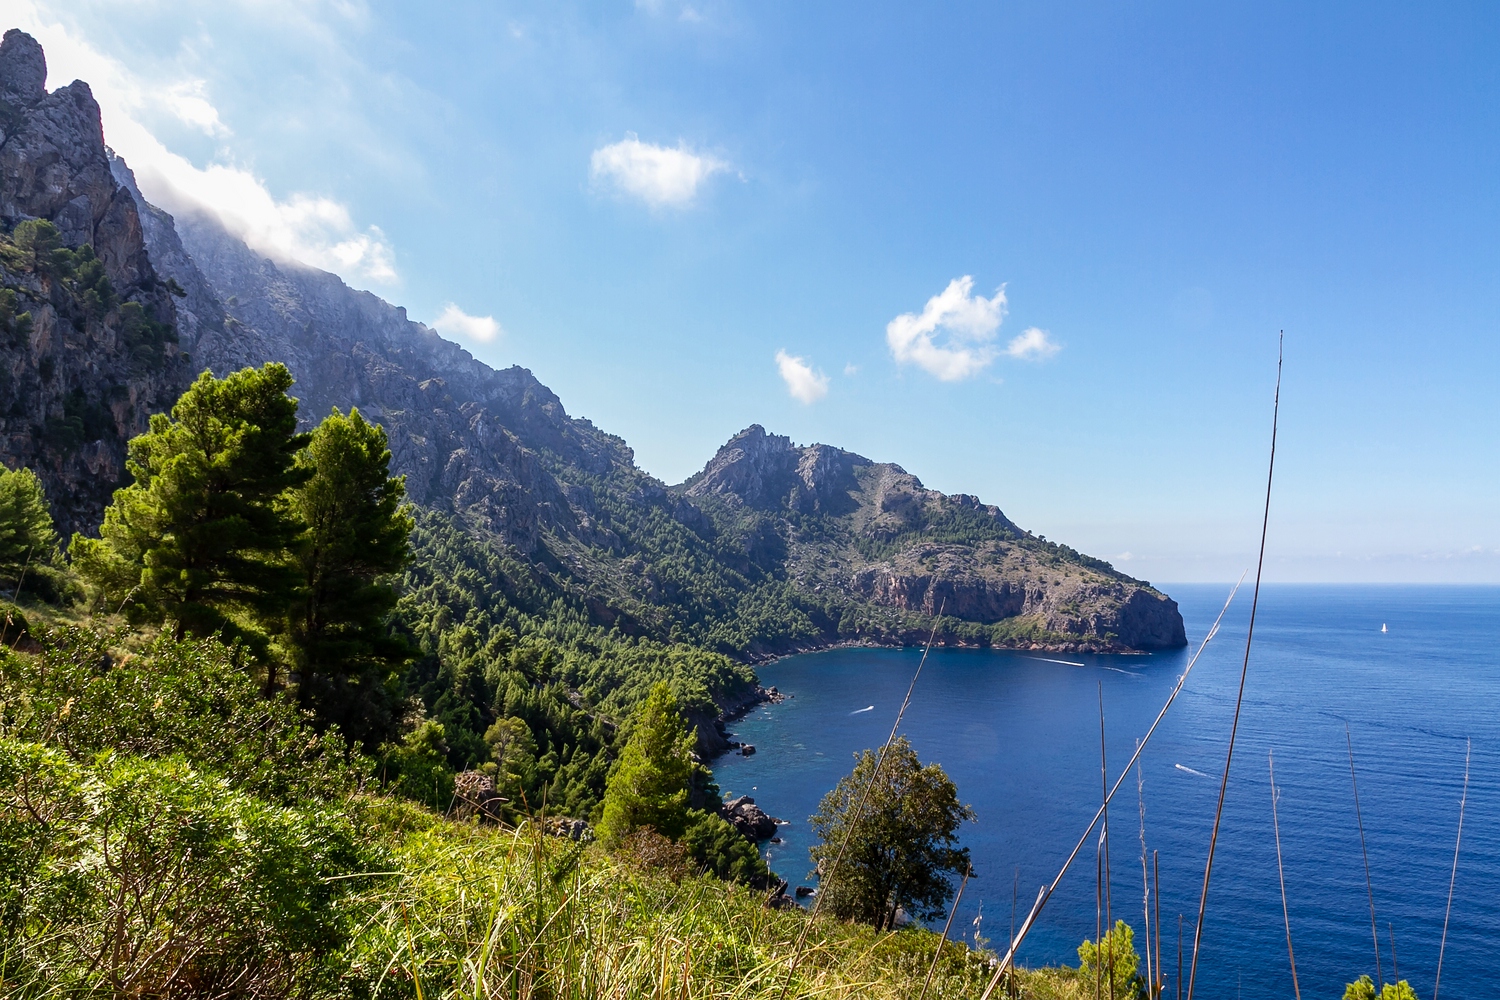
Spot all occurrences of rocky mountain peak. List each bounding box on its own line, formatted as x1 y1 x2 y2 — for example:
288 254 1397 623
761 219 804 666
683 425 866 514
0 33 185 535
0 29 46 107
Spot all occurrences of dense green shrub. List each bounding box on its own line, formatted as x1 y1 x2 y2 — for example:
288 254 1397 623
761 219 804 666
682 809 772 886
376 718 456 811
0 739 374 996
0 626 364 804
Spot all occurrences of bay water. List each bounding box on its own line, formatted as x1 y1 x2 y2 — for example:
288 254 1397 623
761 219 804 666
712 585 1499 997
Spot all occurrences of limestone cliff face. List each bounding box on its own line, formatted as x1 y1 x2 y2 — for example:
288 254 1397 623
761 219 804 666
0 30 186 535
682 425 1185 650
117 183 625 555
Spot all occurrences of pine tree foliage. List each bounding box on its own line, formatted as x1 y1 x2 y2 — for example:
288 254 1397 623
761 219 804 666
1078 919 1145 999
0 466 57 584
71 364 309 660
289 406 413 738
597 682 699 845
809 737 973 929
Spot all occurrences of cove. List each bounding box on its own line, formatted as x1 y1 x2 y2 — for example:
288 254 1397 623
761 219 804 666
713 584 1500 997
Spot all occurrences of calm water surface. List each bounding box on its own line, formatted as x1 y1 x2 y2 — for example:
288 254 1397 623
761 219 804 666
713 585 1499 997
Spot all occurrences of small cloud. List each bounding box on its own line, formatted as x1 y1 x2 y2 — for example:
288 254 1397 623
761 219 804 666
162 80 230 137
886 276 1006 381
432 303 501 343
775 349 829 404
1005 327 1061 361
843 363 859 376
590 132 728 208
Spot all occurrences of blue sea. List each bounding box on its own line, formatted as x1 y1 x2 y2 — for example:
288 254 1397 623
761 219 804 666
713 585 1499 998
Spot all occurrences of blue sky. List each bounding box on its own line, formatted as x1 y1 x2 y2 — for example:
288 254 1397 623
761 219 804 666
15 1 1500 582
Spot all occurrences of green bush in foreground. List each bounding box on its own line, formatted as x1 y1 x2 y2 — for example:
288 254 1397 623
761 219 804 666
1344 976 1419 1000
0 626 363 805
0 739 374 997
1077 919 1145 999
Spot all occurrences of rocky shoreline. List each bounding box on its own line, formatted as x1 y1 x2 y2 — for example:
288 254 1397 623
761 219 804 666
740 633 1153 668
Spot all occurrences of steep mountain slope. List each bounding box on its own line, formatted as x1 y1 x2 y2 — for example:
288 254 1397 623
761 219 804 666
0 30 187 535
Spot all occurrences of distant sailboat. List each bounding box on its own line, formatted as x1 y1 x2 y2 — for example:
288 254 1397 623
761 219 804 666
1381 623 1388 633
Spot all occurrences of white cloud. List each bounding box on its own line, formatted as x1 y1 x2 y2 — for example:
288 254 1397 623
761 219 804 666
590 133 728 208
843 362 859 376
775 349 829 404
1005 327 1061 361
432 303 501 343
885 276 1006 381
162 79 230 137
11 2 398 287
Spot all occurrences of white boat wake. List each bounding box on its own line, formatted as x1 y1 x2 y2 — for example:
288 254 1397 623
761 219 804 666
850 705 874 715
1175 763 1211 778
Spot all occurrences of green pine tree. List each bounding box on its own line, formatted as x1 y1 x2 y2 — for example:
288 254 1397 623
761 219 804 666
288 406 413 739
1079 919 1145 1000
5 219 69 277
808 737 974 929
72 364 309 670
0 466 58 587
597 682 698 845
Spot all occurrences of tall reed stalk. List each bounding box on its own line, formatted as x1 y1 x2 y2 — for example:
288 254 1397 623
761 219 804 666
1346 725 1382 989
1137 755 1151 998
1268 750 1299 1000
1186 334 1282 1000
1433 738 1470 1000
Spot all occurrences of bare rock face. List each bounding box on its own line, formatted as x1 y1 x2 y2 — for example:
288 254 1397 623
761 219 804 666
685 425 863 516
0 29 46 107
451 770 507 822
0 31 185 536
720 795 780 841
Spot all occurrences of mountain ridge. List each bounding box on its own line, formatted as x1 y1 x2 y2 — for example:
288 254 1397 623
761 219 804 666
1 27 1184 669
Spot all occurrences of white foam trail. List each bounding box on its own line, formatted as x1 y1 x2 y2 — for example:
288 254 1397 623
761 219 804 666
1175 764 1210 778
1027 657 1086 667
850 705 875 715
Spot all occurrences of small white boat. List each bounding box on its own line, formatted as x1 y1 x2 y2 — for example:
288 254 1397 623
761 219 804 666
1381 623 1388 633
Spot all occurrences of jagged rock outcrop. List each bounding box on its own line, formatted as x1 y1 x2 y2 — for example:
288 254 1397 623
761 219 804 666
685 425 863 516
0 30 186 535
720 795 780 841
